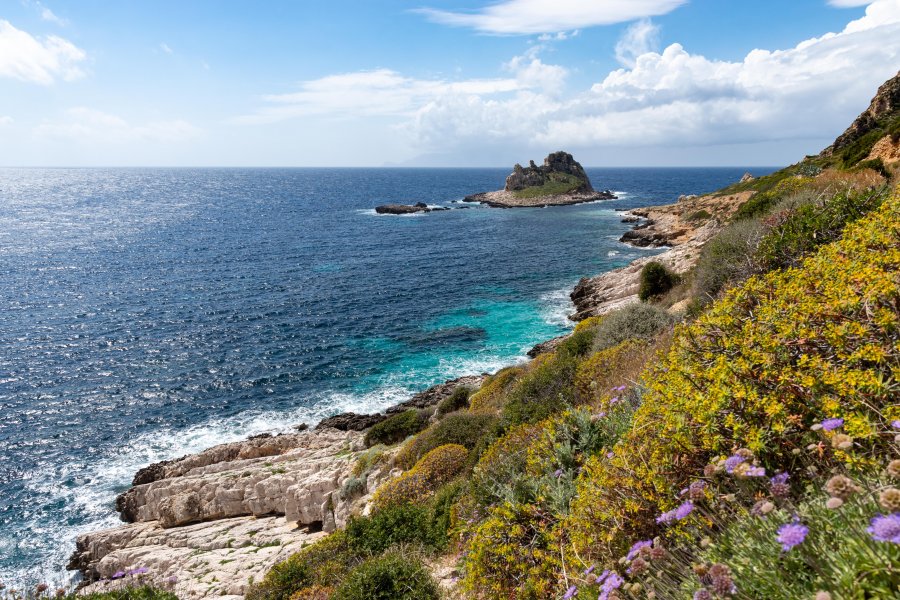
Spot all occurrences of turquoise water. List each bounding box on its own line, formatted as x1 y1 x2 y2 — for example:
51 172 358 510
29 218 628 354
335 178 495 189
0 166 775 585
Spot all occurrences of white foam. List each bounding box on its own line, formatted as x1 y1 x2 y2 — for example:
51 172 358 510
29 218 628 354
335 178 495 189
538 287 576 329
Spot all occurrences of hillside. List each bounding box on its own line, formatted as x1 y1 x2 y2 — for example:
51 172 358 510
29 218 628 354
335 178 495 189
61 75 900 600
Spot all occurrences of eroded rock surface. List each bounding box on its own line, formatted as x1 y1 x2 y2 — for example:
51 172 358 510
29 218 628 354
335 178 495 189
71 428 396 598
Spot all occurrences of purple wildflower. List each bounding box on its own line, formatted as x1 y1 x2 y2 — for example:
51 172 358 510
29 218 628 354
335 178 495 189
614 385 626 392
892 420 900 430
744 466 766 477
606 451 614 459
583 565 595 576
609 397 620 405
626 540 652 560
777 521 809 551
599 573 623 600
724 455 745 473
675 500 695 520
771 472 790 485
554 469 563 478
656 509 675 524
563 585 578 599
127 567 149 576
595 570 611 584
821 418 844 431
867 514 900 544
111 572 125 580
166 576 178 584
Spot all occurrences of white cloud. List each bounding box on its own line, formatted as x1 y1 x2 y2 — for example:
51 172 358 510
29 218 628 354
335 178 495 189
0 20 85 84
34 108 200 142
160 42 173 54
828 0 875 6
0 116 13 126
615 19 661 67
415 0 687 35
409 0 900 151
237 68 523 124
40 5 67 26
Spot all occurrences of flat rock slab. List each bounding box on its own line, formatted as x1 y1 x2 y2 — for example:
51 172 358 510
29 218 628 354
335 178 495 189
74 515 325 599
464 189 615 208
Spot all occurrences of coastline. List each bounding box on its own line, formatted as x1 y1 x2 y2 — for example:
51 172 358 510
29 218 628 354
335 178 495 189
463 188 616 208
64 186 738 596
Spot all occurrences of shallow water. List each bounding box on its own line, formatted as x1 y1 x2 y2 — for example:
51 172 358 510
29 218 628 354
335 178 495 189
0 166 775 585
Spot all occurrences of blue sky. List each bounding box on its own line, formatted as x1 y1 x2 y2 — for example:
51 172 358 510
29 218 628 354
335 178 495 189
0 0 898 166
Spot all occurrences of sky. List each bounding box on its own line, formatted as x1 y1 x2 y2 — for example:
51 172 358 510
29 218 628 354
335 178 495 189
0 0 898 167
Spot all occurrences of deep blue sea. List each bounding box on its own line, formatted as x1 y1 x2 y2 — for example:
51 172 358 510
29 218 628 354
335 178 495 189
0 166 776 586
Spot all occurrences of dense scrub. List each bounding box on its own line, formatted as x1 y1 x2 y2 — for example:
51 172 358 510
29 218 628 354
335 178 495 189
254 179 899 600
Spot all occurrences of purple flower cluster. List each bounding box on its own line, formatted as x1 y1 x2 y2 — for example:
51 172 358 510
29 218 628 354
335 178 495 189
563 585 578 599
744 466 766 477
597 571 623 600
777 521 809 551
626 539 652 560
657 501 694 523
724 455 745 473
821 418 844 431
893 420 900 430
868 513 900 544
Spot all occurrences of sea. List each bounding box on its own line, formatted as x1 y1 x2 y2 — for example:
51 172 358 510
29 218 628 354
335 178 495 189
0 166 776 586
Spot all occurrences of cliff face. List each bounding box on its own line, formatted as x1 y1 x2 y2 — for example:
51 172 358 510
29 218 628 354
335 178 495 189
504 151 594 193
820 70 900 158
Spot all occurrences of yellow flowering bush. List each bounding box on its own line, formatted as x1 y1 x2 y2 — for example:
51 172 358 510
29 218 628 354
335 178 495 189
568 185 900 563
468 365 524 413
373 444 468 510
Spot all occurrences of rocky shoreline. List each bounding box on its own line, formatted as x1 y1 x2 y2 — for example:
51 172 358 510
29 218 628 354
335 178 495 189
462 188 616 208
67 185 748 597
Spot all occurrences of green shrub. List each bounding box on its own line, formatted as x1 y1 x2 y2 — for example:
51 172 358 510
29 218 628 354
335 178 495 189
692 218 765 303
554 325 596 358
345 503 445 554
686 209 712 222
733 176 813 220
855 157 889 178
756 185 888 272
501 352 580 426
246 531 355 600
331 551 440 600
373 444 468 509
590 303 674 353
396 412 498 469
638 261 677 301
435 385 472 416
364 409 428 447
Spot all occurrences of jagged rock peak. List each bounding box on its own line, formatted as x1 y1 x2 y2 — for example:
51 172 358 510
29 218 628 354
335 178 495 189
821 70 900 156
504 151 594 193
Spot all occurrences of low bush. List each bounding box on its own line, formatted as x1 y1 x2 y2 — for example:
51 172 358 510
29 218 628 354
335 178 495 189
856 157 889 178
733 176 813 220
756 185 888 272
692 218 765 304
590 303 674 353
246 531 355 600
395 412 498 469
331 551 440 600
345 503 445 554
364 409 428 447
574 339 651 407
685 208 712 222
638 261 678 301
554 325 597 358
372 444 468 509
435 385 472 416
500 352 580 426
468 366 524 413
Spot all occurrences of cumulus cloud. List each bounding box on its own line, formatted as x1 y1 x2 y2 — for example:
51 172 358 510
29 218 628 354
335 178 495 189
415 0 686 35
0 116 13 126
411 0 900 151
0 20 85 84
615 19 661 67
34 108 200 142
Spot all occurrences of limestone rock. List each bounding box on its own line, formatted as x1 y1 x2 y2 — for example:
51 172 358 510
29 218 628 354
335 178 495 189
740 172 755 183
504 151 594 193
